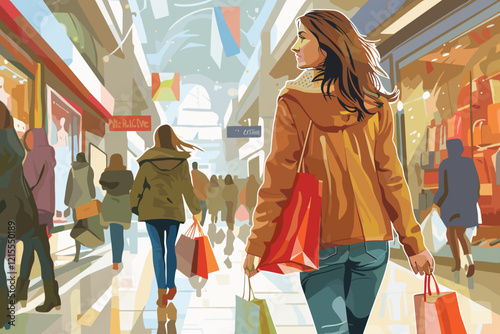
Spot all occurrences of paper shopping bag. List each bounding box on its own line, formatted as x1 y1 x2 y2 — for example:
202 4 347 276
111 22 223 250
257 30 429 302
193 235 219 279
235 295 260 334
235 277 277 334
175 234 197 278
258 172 323 274
414 274 467 333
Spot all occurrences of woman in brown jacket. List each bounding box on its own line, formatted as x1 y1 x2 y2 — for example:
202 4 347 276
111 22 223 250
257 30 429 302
244 10 434 333
130 125 202 308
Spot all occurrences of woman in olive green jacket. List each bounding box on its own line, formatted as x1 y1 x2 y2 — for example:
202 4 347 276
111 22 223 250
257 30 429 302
131 125 202 308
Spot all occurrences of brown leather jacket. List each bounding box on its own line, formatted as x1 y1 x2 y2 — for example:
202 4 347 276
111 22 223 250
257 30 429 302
246 70 425 258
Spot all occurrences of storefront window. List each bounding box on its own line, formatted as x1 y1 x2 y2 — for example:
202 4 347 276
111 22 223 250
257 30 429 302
399 17 500 225
47 86 81 220
0 54 31 137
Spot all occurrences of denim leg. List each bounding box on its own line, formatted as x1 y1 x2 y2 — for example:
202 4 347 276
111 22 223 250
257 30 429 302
19 238 35 280
165 222 180 289
345 241 389 334
300 246 350 334
32 226 55 281
110 224 124 263
146 221 167 289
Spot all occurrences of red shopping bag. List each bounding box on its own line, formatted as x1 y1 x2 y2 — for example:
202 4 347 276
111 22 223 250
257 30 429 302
257 120 322 274
193 234 219 279
414 274 467 334
179 217 219 279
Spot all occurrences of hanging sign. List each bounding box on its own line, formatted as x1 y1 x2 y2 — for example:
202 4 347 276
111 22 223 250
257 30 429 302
109 116 151 131
227 126 261 138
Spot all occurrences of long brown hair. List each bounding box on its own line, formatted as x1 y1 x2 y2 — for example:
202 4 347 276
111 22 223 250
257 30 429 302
298 10 399 121
105 153 126 171
0 101 13 129
154 124 203 152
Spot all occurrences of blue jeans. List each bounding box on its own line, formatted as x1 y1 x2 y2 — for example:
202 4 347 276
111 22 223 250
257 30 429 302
300 241 389 334
110 224 124 264
146 219 180 289
199 200 207 226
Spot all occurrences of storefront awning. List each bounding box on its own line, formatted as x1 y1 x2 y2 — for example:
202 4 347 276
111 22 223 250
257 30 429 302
0 1 114 121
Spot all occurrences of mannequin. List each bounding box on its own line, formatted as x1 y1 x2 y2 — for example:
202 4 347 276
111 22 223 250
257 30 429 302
0 77 12 110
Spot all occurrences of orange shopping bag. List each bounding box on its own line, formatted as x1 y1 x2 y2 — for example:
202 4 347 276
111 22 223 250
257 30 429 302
257 120 323 274
414 274 467 334
179 217 219 279
75 199 102 220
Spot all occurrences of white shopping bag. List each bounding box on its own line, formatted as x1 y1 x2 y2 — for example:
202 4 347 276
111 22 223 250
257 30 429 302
422 209 447 253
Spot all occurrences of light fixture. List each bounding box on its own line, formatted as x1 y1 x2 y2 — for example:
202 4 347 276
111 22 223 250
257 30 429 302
3 60 7 65
381 0 442 34
442 53 449 57
455 45 462 49
103 56 110 62
12 75 16 79
423 91 431 100
397 101 403 111
432 58 438 62
487 24 494 28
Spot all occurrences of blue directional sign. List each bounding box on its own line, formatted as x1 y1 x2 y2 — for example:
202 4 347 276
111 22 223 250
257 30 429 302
226 126 262 138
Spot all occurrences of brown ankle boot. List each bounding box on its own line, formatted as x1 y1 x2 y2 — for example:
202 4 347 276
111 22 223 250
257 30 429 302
162 286 177 305
157 289 167 308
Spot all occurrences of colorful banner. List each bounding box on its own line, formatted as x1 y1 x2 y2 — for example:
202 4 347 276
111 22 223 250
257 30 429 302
109 116 151 131
152 73 180 101
213 7 240 57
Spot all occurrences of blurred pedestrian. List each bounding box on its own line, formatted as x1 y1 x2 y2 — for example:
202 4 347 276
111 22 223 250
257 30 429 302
0 102 37 327
100 154 133 270
433 139 480 277
65 152 96 262
222 175 238 231
207 175 224 224
245 174 260 224
16 128 61 312
131 124 202 308
191 162 210 226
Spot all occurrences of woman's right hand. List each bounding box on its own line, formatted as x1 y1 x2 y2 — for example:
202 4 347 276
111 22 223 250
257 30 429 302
243 254 261 278
193 212 203 223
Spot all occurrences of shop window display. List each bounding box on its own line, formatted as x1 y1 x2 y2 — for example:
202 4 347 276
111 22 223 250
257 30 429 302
47 86 81 221
398 17 500 226
0 54 31 137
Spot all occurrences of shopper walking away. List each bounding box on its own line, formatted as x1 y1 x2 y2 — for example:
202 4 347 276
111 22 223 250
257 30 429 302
65 152 96 262
433 139 480 277
131 124 202 308
17 128 61 312
243 10 433 334
100 154 133 270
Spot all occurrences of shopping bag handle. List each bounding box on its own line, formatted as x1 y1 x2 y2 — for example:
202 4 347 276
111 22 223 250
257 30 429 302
185 216 204 239
242 275 257 302
423 273 440 302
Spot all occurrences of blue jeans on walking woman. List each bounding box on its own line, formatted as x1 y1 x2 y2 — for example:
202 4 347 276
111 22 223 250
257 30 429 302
300 241 389 334
110 223 124 264
146 219 180 289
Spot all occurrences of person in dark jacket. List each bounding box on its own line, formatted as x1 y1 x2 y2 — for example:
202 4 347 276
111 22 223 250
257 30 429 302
131 124 202 309
0 102 37 327
65 152 96 262
15 128 61 312
433 139 480 277
100 154 133 270
222 175 238 265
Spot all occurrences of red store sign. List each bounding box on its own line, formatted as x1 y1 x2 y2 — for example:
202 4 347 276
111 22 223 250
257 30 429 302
109 116 151 131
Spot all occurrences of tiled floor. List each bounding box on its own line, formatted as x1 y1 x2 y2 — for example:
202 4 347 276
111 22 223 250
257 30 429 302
11 218 500 333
